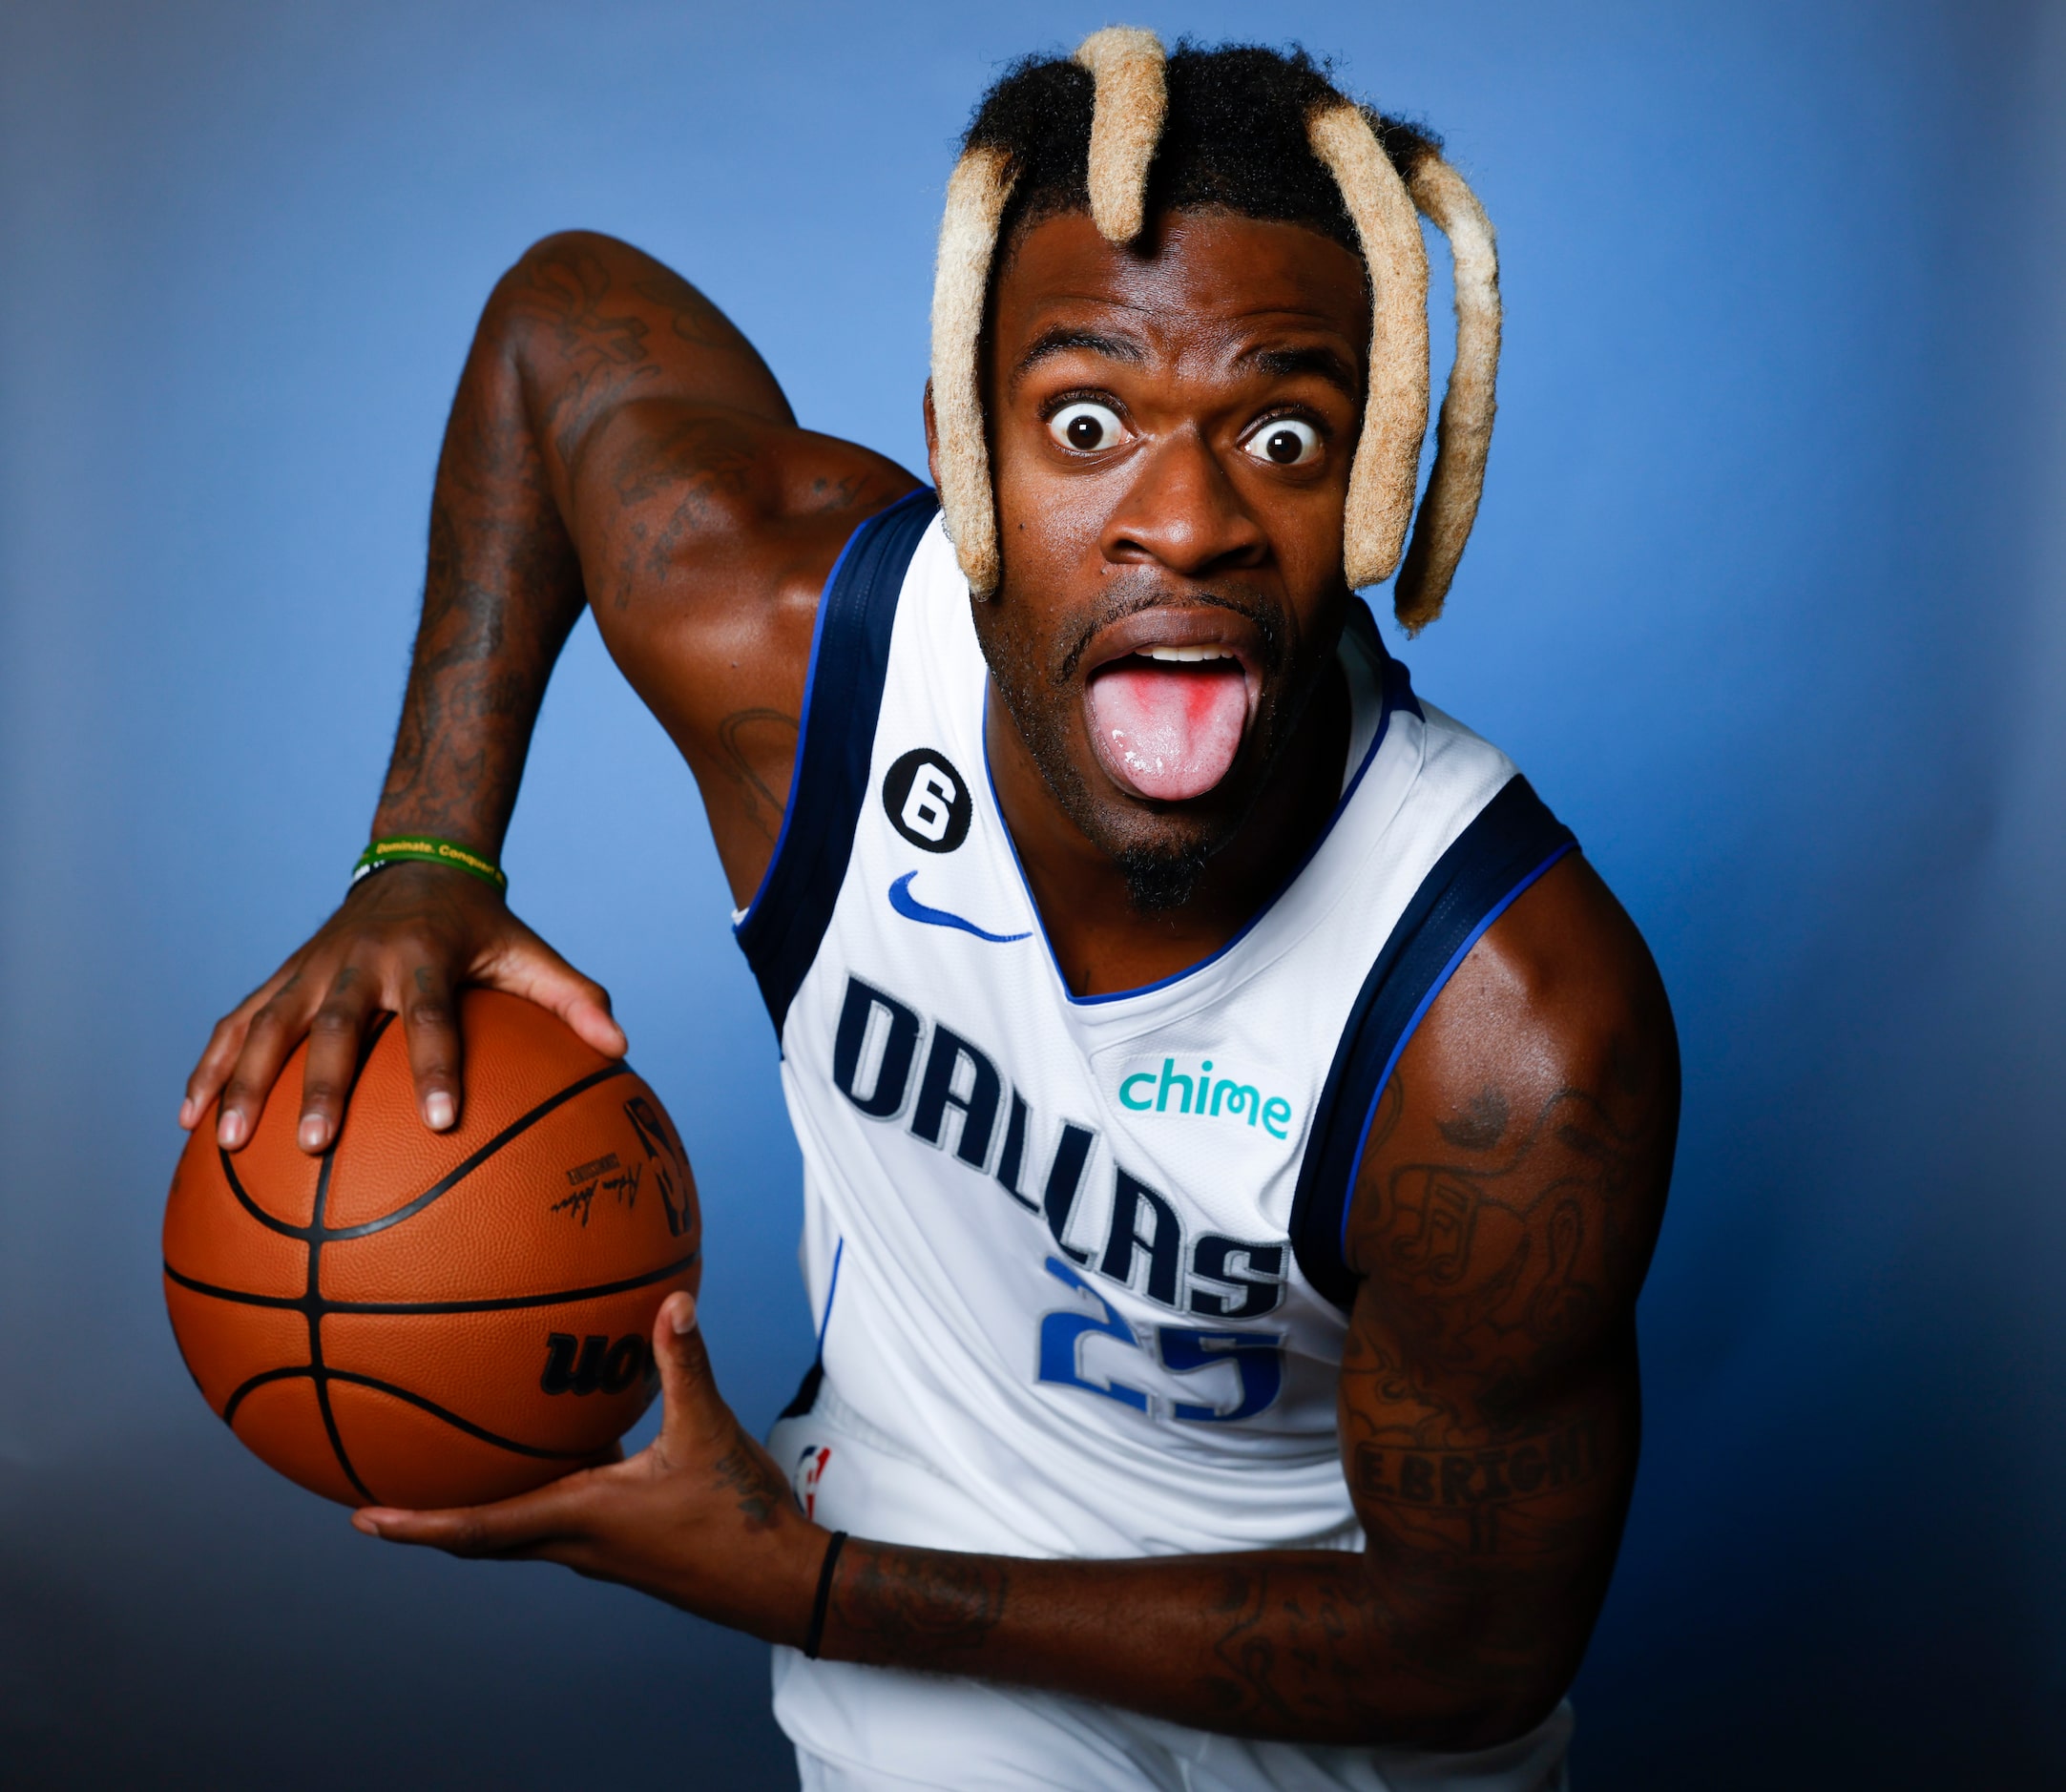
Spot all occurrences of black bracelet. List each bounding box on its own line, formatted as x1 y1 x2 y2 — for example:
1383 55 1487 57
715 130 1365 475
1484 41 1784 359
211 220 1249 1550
803 1531 847 1661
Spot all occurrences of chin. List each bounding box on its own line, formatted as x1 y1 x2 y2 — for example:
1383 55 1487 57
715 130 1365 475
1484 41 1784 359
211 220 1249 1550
1073 767 1259 909
1111 838 1214 912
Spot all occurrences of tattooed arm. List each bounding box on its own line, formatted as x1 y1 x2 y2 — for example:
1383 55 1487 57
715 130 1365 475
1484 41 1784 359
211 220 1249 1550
368 851 1676 1751
182 231 916 1153
1318 850 1677 1740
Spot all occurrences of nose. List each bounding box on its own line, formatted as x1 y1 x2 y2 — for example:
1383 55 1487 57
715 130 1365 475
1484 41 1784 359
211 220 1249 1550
1098 427 1267 581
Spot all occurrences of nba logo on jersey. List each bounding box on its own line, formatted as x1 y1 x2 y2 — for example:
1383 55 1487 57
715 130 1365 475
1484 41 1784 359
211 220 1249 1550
794 1444 832 1520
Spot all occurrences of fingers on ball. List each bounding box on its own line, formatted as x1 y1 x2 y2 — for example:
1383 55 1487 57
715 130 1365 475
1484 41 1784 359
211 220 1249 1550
402 961 462 1130
295 968 382 1152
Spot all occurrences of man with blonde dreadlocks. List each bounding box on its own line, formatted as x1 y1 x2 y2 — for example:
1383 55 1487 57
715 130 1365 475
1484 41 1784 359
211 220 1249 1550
183 31 1676 1791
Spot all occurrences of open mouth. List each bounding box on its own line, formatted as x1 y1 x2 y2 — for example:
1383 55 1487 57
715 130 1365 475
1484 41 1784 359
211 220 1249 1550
1085 640 1256 802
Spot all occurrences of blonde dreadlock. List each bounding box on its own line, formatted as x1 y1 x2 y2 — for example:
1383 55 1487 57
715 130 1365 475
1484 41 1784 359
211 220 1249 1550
929 30 1501 632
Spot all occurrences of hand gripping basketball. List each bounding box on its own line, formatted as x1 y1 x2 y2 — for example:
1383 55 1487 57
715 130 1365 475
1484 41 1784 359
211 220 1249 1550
353 1293 826 1650
181 860 626 1157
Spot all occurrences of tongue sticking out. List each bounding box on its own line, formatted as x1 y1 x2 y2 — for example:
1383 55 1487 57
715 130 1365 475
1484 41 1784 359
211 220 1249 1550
1086 658 1250 802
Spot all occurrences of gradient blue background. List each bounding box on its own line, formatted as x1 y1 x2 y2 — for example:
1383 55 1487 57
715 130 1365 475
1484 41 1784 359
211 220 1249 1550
3 2 2061 1784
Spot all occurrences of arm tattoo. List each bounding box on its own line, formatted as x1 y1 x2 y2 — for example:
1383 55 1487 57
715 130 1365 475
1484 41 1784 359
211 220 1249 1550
500 238 658 475
377 477 582 844
828 1542 1008 1665
1199 1559 1401 1731
715 708 798 845
709 1429 796 1532
603 412 766 613
377 240 686 844
631 272 727 350
1345 1063 1663 1447
1312 1040 1668 1719
806 473 867 514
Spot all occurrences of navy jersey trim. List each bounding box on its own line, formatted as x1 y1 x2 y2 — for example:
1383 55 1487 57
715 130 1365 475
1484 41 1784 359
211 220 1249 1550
1343 596 1422 724
1288 776 1577 1311
734 487 940 1034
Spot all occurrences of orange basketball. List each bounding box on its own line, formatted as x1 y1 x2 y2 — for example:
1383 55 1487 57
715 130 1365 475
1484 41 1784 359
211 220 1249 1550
163 989 701 1510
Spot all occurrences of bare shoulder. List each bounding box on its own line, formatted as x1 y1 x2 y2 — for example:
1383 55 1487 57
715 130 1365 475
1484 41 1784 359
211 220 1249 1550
1344 851 1678 1324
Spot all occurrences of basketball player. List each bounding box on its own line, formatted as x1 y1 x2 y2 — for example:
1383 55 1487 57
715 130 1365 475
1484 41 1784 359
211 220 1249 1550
181 36 1677 1790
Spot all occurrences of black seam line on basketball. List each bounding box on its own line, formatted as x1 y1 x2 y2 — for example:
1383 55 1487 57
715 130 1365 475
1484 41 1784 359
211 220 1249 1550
208 1015 595 1246
220 1365 591 1466
321 1371 598 1461
219 1147 316 1240
313 1375 372 1502
307 1122 375 1503
318 1062 636 1243
163 1263 305 1308
221 1364 313 1427
212 1012 406 1240
162 1249 700 1316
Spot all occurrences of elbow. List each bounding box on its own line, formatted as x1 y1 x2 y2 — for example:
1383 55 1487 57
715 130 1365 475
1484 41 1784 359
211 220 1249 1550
1424 1678 1571 1754
1339 1616 1579 1753
480 230 634 362
506 227 626 279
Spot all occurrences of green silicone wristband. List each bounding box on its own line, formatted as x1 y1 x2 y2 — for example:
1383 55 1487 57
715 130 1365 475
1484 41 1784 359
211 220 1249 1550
351 835 508 895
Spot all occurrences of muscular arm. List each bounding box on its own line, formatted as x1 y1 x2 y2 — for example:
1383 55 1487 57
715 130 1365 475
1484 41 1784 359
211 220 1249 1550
497 234 917 890
185 231 916 1148
387 227 915 890
386 852 1676 1750
1326 853 1672 1733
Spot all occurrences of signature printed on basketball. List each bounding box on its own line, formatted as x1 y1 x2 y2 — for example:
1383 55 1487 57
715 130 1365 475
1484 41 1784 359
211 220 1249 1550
553 1158 641 1226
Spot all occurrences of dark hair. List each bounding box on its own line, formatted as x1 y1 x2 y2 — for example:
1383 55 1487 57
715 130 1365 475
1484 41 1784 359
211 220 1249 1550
963 41 1441 261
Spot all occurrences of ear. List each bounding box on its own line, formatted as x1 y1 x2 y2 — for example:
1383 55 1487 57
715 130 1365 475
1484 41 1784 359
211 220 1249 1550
923 379 942 491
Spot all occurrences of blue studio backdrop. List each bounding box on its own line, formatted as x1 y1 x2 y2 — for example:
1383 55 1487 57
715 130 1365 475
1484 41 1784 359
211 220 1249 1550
2 2 2061 1785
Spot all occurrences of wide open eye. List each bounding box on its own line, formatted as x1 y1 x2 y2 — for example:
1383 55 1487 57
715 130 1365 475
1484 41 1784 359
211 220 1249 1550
1048 401 1126 453
1242 418 1323 468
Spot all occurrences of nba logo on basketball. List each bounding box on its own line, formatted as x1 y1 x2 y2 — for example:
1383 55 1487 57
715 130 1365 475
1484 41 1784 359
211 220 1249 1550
795 1444 833 1520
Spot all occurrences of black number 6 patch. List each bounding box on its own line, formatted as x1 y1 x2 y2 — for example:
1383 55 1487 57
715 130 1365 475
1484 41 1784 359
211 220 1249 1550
882 748 972 853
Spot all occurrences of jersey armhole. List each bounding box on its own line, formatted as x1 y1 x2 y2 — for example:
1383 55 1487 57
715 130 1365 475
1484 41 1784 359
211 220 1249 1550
1287 776 1578 1311
733 487 941 1035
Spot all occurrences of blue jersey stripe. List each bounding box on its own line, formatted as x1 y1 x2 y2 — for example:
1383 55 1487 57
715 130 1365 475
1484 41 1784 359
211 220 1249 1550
1288 776 1577 1311
734 488 939 1035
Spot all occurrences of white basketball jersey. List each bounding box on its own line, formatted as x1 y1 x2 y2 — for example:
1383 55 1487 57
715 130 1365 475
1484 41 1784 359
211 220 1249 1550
737 491 1578 1790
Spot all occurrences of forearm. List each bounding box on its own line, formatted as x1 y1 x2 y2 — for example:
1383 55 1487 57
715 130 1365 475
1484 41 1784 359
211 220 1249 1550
372 294 586 850
816 1538 1568 1750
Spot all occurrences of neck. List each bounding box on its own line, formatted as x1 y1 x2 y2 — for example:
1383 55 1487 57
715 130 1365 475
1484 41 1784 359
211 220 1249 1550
986 663 1349 997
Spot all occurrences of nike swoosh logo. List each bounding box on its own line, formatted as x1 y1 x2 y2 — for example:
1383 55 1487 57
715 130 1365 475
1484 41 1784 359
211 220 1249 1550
887 871 1032 945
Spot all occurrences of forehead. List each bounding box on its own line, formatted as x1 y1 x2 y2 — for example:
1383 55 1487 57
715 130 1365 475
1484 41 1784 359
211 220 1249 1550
991 209 1369 365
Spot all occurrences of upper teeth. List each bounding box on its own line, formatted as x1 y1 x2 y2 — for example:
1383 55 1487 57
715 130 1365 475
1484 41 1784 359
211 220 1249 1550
1142 645 1233 662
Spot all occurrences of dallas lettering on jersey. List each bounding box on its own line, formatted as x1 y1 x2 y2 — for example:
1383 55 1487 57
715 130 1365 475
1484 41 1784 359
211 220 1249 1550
831 974 1287 1320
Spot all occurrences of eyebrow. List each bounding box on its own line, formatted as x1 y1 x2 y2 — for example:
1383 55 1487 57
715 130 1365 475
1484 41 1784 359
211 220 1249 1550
1010 326 1146 386
1237 344 1362 400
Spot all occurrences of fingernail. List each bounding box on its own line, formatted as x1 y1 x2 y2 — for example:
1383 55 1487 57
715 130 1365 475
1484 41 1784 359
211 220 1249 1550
426 1092 454 1131
351 1513 384 1537
299 1115 327 1152
671 1294 698 1334
178 1098 196 1129
219 1111 246 1147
